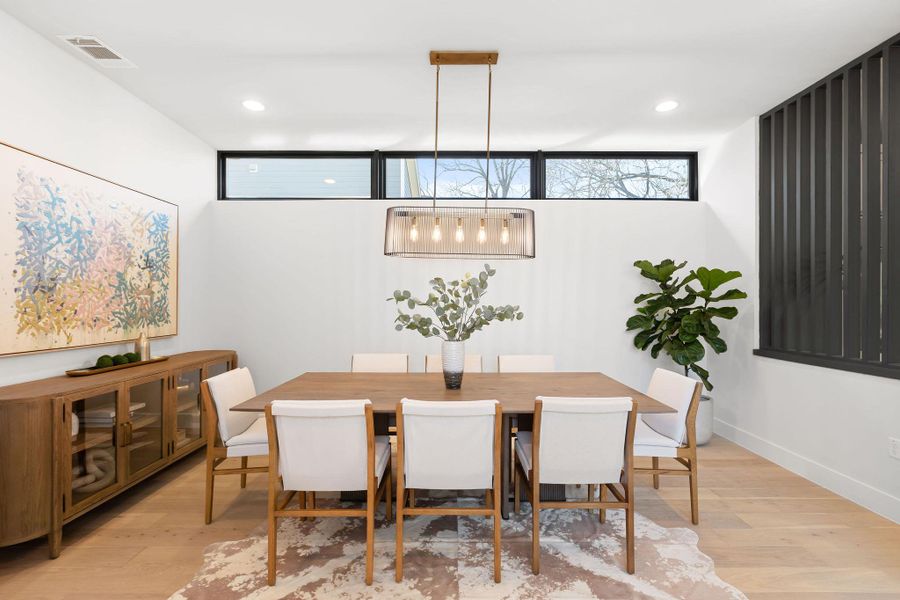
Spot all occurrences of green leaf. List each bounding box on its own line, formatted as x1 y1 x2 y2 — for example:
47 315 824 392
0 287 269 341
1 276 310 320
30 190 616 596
690 364 713 391
695 267 742 292
626 315 654 331
704 335 727 353
681 312 703 334
707 306 739 319
634 330 654 349
710 288 748 302
633 292 660 304
633 259 686 283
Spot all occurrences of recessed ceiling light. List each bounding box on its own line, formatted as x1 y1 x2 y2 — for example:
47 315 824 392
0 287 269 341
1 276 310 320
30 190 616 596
323 178 336 184
242 99 265 112
655 100 679 113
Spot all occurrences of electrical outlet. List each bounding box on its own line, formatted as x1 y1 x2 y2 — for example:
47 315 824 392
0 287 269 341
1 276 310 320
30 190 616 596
890 437 900 460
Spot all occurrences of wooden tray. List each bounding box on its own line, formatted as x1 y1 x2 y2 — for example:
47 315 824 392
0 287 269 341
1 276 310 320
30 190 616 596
66 356 169 377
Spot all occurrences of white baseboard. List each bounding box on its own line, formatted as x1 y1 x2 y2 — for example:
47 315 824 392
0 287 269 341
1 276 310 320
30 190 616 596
713 418 900 524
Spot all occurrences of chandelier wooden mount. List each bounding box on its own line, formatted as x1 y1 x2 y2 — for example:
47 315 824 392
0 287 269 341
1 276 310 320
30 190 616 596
429 51 498 66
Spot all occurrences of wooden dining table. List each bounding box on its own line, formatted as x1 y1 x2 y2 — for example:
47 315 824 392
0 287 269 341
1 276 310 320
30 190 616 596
233 371 675 518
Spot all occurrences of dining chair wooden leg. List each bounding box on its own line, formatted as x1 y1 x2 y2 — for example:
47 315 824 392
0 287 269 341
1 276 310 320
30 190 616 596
409 489 415 508
531 476 541 575
240 456 248 488
652 457 660 489
267 505 277 585
513 461 521 514
598 485 606 524
385 463 393 520
493 490 501 583
298 491 306 520
365 485 375 585
688 456 699 525
204 461 215 525
625 504 635 574
395 498 404 582
485 489 492 509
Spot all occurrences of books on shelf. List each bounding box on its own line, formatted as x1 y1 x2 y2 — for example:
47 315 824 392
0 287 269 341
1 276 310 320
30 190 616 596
82 402 148 425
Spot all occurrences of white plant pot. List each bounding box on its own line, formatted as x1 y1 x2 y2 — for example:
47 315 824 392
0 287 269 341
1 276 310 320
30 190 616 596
442 340 465 389
696 395 714 445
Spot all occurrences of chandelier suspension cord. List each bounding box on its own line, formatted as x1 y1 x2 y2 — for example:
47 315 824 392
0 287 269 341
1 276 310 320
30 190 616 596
484 63 492 213
432 63 441 214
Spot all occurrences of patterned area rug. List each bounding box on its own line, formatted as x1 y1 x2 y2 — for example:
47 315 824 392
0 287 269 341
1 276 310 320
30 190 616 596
172 495 746 600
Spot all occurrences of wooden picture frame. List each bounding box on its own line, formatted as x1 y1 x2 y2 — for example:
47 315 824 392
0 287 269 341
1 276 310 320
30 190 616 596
0 141 178 356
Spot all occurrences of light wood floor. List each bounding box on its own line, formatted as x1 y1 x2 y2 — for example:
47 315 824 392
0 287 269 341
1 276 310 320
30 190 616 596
1 436 898 599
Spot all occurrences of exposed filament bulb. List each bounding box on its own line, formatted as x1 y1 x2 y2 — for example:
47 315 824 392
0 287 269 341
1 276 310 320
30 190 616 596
409 216 419 242
500 218 510 245
431 217 442 242
477 218 487 244
455 218 465 243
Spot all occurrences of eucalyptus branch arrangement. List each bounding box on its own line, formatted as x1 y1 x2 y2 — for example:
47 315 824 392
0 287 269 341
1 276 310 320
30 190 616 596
626 259 747 391
388 264 524 341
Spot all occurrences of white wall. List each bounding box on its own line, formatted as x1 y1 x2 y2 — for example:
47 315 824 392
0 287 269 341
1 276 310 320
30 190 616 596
205 198 707 392
0 10 216 386
702 118 900 522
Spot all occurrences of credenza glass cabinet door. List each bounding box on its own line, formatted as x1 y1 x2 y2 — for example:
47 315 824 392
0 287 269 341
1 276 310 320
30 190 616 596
122 373 167 480
171 366 204 457
66 384 123 513
204 356 234 380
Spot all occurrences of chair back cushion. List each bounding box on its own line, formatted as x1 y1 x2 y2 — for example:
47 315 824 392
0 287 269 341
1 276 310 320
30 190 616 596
424 354 483 373
206 367 258 443
497 354 555 372
641 368 699 445
537 396 633 485
351 353 408 373
271 400 370 491
401 398 497 489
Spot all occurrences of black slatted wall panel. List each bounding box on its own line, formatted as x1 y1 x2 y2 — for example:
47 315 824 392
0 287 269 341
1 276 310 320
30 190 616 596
756 34 900 379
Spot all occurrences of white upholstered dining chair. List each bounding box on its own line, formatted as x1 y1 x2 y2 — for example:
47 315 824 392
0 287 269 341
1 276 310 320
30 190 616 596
200 367 269 524
424 354 483 373
497 354 555 372
350 353 409 372
514 396 636 574
395 398 502 583
633 368 703 524
264 399 391 586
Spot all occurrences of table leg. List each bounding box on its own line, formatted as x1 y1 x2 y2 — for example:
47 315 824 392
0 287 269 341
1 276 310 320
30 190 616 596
501 414 511 519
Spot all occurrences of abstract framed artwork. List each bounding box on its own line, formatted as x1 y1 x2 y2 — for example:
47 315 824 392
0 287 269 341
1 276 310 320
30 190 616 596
0 141 178 356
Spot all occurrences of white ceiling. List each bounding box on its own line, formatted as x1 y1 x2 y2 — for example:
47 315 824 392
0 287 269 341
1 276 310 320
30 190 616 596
3 0 900 151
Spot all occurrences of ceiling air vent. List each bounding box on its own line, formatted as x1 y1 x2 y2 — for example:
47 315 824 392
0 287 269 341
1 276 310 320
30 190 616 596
58 35 136 68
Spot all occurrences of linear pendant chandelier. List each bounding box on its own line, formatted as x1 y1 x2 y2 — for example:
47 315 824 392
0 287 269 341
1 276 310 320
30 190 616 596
384 51 535 260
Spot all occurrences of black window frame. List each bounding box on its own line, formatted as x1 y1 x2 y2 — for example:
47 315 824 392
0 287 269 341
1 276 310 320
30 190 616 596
217 150 379 201
542 151 698 202
217 149 699 201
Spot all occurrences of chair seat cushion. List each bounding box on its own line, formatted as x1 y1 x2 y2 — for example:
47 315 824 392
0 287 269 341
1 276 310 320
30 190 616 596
225 442 269 458
375 435 391 483
226 416 268 447
633 419 682 458
514 432 532 479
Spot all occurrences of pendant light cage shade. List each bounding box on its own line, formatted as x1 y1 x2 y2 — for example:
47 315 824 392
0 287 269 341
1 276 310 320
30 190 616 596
384 206 535 259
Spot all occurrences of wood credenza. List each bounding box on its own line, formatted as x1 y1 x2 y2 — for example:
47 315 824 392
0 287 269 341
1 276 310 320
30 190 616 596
0 349 237 558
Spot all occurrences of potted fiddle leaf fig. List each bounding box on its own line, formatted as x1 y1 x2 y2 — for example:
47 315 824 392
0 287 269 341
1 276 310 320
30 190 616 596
626 259 747 444
388 264 524 389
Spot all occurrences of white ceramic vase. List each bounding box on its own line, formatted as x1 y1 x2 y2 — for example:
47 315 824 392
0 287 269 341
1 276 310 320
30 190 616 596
441 340 465 389
696 395 714 445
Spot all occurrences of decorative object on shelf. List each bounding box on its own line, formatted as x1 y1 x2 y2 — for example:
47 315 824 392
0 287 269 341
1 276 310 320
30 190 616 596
388 264 523 389
65 355 168 377
384 51 535 260
0 141 178 357
135 331 151 361
71 447 116 493
626 260 747 445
